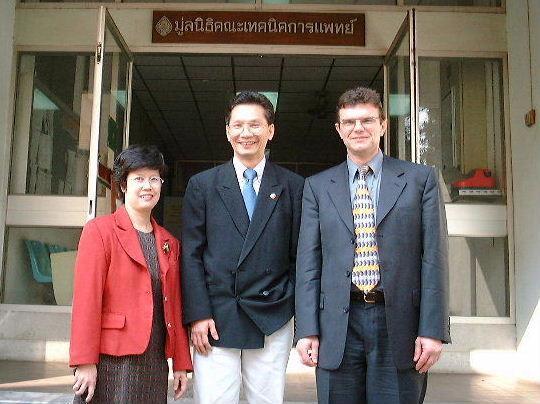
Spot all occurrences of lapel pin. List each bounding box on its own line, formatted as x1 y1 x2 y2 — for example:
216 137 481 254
270 193 278 200
162 242 170 254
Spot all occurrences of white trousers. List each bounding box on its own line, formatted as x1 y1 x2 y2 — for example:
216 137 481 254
193 318 294 404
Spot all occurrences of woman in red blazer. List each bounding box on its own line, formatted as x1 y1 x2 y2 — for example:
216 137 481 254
70 145 192 403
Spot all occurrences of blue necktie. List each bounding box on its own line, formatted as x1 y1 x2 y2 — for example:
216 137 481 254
242 168 257 220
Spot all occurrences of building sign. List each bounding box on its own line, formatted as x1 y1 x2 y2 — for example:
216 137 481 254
152 11 365 47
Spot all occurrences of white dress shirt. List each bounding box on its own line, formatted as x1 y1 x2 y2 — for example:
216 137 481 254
232 156 266 195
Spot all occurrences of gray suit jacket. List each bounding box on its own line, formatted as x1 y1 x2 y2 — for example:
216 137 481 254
182 161 304 349
295 155 450 370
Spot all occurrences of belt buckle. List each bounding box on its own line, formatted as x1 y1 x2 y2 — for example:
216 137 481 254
363 291 376 304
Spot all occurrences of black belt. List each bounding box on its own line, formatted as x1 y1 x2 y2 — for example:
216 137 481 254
350 290 385 304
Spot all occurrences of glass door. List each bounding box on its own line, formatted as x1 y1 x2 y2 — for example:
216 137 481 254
88 7 133 220
2 7 132 307
384 10 418 162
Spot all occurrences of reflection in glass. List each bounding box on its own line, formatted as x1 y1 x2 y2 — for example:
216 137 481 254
94 26 131 216
39 0 498 3
405 0 500 6
2 226 82 305
387 26 412 161
449 236 509 317
264 0 394 3
125 0 255 2
10 54 94 196
418 58 505 204
20 0 113 2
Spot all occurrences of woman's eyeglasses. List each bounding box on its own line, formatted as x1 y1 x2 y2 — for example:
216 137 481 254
129 176 164 188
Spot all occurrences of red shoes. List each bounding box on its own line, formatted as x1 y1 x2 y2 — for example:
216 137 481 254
452 168 496 189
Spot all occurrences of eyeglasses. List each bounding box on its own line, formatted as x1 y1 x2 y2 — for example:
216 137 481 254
339 117 380 131
227 122 267 136
129 176 164 188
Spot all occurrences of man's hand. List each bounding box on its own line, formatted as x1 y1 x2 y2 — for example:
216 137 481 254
190 318 219 355
73 364 97 402
414 336 443 373
173 370 188 400
296 336 319 367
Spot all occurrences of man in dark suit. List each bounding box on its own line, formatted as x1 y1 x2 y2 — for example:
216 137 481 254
181 91 304 404
295 87 450 404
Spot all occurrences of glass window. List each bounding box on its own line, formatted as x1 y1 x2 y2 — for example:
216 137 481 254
20 1 113 3
20 0 501 5
263 0 395 4
405 0 500 6
2 226 82 305
10 54 95 196
124 0 255 2
418 58 505 204
449 236 509 317
20 0 255 3
386 26 412 162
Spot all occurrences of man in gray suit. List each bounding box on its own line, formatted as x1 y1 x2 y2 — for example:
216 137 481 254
182 91 304 404
295 87 450 404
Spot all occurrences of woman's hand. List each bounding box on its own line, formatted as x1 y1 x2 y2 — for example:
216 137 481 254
173 370 188 400
73 364 97 402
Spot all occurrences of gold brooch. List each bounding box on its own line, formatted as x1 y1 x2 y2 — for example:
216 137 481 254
162 242 170 254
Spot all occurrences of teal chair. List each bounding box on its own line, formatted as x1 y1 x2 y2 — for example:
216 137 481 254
24 240 53 283
46 243 70 254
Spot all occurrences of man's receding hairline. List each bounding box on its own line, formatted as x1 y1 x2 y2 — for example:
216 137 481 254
337 102 386 119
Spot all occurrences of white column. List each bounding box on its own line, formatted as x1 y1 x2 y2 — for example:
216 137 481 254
506 0 540 383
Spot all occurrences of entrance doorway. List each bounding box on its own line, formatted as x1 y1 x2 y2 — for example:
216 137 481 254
127 54 384 235
129 54 385 182
122 12 417 225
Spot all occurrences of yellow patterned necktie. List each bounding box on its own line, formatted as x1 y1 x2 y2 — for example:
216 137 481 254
352 165 380 292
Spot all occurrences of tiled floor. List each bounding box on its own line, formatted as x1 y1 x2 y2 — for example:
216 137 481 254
1 360 539 403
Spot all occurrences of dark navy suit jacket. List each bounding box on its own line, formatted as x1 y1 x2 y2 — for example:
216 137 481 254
181 160 304 348
295 155 451 370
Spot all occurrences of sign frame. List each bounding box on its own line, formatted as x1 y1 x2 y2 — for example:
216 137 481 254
152 11 365 47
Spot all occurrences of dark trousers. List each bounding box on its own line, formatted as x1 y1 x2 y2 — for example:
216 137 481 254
316 300 427 404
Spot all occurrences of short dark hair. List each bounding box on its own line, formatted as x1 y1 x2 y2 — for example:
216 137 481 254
335 87 385 123
113 144 167 197
225 91 275 125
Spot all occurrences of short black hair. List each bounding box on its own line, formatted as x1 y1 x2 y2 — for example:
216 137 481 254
225 91 275 125
113 144 167 197
336 87 385 123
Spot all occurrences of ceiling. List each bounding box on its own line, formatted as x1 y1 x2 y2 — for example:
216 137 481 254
131 54 384 175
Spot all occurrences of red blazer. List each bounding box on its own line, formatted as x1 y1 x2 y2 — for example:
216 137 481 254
69 206 192 372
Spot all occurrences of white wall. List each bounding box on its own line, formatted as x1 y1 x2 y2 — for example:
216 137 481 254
506 0 540 383
0 307 71 362
0 1 16 303
15 8 98 50
14 7 507 55
416 12 506 55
